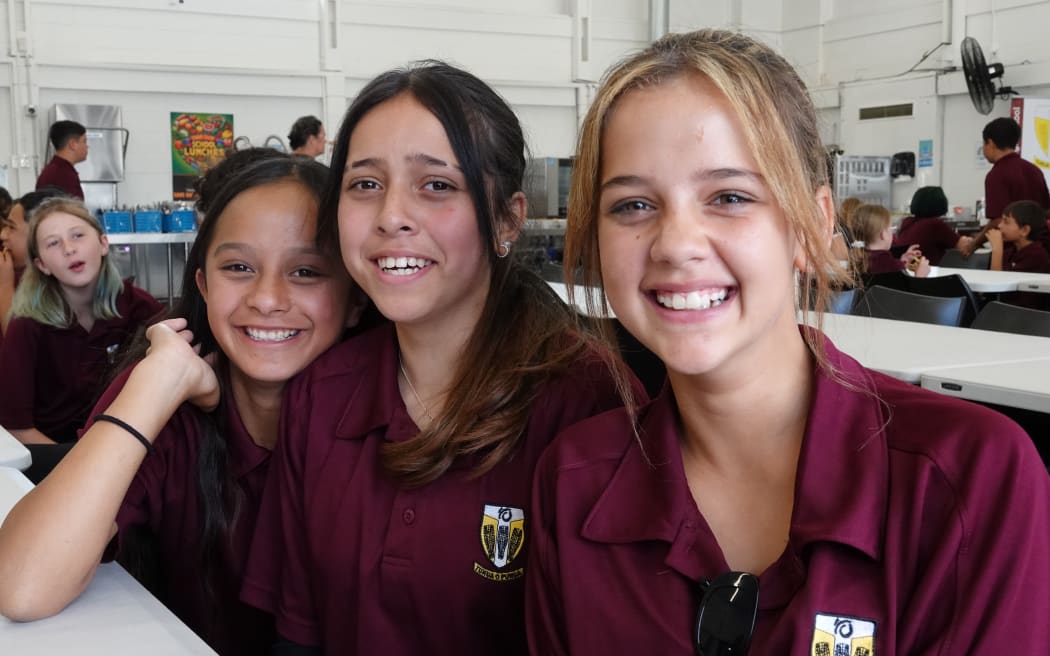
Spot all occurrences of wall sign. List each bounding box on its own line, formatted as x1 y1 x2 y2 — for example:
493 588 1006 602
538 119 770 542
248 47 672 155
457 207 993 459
170 112 234 201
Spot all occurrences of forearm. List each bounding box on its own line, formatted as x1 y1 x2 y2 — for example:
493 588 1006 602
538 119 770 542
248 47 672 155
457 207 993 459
0 362 190 620
9 428 57 445
989 244 1003 271
0 294 11 333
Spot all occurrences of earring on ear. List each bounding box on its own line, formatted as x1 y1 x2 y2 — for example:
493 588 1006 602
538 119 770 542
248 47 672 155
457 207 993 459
496 241 512 259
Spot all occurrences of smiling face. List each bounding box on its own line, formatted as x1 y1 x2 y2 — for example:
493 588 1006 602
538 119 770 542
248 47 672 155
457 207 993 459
196 180 353 388
337 92 491 336
1 204 29 270
596 75 808 380
32 210 109 290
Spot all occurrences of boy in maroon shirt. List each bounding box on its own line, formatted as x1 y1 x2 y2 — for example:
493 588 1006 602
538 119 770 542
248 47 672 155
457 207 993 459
35 121 88 200
987 199 1050 308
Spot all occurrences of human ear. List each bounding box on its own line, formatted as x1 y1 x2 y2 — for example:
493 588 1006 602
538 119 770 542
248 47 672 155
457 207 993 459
195 268 208 302
33 257 52 277
496 191 528 248
794 185 835 272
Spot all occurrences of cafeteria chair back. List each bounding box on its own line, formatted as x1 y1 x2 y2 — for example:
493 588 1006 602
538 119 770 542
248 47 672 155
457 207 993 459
827 288 859 315
970 301 1050 338
905 274 981 326
851 286 967 327
939 248 991 270
599 317 666 399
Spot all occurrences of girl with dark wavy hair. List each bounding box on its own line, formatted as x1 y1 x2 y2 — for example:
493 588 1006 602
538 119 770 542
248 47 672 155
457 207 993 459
0 149 362 656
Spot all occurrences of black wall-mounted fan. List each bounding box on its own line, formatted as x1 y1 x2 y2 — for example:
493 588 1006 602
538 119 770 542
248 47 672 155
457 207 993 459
961 36 1014 115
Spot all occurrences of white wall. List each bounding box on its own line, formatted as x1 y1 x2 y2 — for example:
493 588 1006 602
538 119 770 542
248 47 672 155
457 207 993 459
0 0 650 202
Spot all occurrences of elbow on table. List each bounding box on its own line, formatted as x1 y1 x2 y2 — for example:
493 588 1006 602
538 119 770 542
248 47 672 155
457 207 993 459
0 569 88 622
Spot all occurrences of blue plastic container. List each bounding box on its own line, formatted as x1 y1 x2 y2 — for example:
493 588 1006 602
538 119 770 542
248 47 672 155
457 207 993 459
133 210 163 233
163 209 196 233
101 210 133 234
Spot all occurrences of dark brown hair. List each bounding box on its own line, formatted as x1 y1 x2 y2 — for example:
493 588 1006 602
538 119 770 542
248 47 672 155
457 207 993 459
322 61 611 487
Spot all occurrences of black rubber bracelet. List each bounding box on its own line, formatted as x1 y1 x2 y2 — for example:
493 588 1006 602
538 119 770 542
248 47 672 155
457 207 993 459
92 414 155 456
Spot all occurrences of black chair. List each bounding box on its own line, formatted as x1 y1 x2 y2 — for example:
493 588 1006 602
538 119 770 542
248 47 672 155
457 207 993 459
905 274 981 326
851 286 966 327
939 248 991 270
970 301 1050 337
860 271 911 293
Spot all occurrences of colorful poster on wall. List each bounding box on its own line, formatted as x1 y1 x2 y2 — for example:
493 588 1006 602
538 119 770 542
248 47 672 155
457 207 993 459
170 112 234 200
1012 97 1050 190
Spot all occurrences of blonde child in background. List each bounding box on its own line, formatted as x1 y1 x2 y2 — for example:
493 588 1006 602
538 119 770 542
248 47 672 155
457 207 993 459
853 203 929 276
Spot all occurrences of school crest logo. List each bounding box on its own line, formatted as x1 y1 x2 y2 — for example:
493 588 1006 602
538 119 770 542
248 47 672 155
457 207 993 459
473 504 525 582
811 613 876 656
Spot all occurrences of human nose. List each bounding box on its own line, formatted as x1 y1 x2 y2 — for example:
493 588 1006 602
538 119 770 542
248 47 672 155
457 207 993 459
62 239 77 256
375 186 418 236
245 270 290 314
649 201 710 265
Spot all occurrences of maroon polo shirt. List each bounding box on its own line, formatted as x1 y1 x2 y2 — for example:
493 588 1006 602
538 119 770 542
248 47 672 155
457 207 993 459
83 366 275 656
1001 241 1050 309
526 333 1050 655
985 151 1050 219
892 216 960 265
242 321 636 655
0 282 162 442
35 155 84 199
864 249 904 274
0 268 24 352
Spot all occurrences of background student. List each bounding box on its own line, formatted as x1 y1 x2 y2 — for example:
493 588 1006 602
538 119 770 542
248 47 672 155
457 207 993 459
963 117 1050 255
0 149 361 656
288 115 327 159
0 198 163 481
526 28 1049 655
36 120 88 199
0 188 70 340
854 203 930 276
241 61 635 656
986 199 1050 309
893 185 972 265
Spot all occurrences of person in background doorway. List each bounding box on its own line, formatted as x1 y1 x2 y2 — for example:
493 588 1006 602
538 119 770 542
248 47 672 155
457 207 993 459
36 120 88 199
986 199 1050 309
1 188 70 340
963 117 1050 255
288 116 327 159
893 186 972 265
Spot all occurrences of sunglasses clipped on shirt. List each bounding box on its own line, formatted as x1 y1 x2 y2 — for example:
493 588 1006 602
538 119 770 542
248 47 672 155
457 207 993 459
694 571 760 656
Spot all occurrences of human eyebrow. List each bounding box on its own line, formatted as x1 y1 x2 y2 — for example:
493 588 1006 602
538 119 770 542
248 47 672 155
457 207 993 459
211 243 254 257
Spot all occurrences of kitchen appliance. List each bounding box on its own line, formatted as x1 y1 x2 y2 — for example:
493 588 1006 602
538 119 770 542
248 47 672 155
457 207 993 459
524 157 573 218
832 154 892 208
49 104 128 211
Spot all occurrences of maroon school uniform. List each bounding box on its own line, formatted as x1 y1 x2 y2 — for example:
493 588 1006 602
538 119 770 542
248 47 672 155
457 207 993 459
864 249 904 274
1001 241 1050 309
242 321 633 655
891 216 960 265
0 282 162 442
35 155 84 199
0 268 24 352
526 334 1050 655
82 366 274 656
985 151 1050 219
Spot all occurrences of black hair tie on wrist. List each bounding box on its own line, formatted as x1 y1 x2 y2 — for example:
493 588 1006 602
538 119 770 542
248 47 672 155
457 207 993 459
92 414 155 456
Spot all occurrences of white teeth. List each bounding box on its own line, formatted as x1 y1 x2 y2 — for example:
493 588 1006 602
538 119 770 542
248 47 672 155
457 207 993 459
655 288 728 310
377 256 434 275
245 328 300 342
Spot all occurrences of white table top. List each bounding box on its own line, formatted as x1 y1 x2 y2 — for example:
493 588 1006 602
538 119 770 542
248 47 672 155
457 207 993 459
0 426 30 471
0 467 217 655
547 281 616 318
921 361 1050 413
931 267 1050 293
811 312 1050 384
